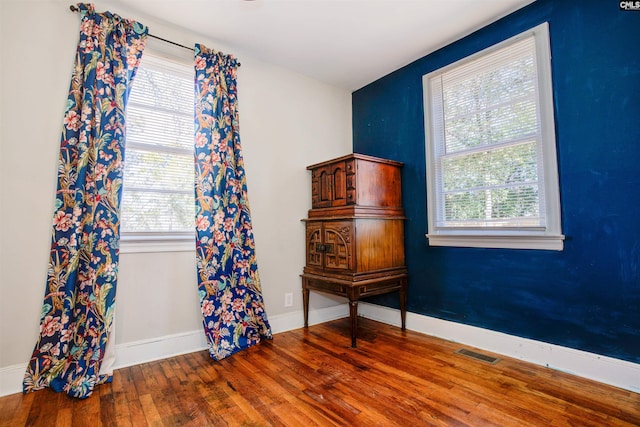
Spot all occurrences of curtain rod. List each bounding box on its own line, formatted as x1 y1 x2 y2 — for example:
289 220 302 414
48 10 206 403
68 5 241 66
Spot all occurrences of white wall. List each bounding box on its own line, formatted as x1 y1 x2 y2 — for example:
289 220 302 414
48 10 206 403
0 0 352 386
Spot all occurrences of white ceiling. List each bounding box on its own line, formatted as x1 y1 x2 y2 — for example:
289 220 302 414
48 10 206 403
111 0 534 91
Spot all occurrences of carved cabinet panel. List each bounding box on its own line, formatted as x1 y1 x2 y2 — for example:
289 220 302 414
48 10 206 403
305 222 323 269
311 162 348 208
305 220 353 272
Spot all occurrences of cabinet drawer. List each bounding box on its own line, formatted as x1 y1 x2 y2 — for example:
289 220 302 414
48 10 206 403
305 279 347 295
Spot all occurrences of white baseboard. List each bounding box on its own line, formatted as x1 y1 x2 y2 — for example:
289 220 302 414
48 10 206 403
0 305 348 397
0 364 26 398
268 304 349 334
112 329 208 370
358 302 640 393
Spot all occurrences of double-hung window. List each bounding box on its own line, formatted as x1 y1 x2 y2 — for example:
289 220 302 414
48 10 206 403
120 49 195 252
423 23 563 250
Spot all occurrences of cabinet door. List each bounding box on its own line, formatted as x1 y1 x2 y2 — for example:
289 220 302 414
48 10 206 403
306 222 323 269
315 165 333 208
330 163 347 207
313 162 347 208
323 220 353 271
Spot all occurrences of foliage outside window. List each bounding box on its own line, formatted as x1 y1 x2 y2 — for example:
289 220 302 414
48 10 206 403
120 53 195 252
423 23 563 250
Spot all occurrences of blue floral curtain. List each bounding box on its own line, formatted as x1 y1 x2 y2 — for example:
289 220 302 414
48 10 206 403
23 3 147 399
194 44 272 360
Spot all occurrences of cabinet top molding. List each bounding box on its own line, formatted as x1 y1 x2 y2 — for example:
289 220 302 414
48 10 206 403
307 152 403 170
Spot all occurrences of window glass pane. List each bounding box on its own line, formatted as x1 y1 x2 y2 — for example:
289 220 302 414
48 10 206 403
129 62 193 115
442 48 537 153
121 191 194 233
444 98 537 153
440 141 541 227
444 186 540 225
127 104 193 150
442 142 538 191
124 149 193 192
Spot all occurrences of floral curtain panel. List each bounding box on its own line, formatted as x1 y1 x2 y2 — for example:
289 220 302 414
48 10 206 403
194 44 272 360
23 3 147 399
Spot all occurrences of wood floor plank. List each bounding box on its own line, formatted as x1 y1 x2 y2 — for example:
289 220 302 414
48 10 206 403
53 407 72 427
138 393 163 426
98 381 117 426
26 388 69 427
117 366 149 426
2 317 639 426
0 392 33 427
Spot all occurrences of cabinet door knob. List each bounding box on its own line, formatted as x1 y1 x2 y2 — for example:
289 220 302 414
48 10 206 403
315 243 334 253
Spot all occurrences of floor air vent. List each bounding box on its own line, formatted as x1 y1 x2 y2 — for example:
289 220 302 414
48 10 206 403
455 348 501 364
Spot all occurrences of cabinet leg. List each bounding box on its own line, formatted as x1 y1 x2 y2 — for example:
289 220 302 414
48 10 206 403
349 299 358 348
399 278 407 331
303 283 310 328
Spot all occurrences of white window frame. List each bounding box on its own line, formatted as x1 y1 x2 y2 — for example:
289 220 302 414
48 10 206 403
120 41 196 254
423 23 564 251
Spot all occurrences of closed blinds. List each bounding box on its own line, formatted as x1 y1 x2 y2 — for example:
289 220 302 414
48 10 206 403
121 54 195 234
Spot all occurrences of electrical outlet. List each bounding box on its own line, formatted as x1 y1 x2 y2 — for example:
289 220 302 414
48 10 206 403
284 292 293 307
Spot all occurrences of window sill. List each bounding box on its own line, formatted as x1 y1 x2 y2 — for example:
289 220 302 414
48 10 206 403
426 233 564 251
119 234 195 254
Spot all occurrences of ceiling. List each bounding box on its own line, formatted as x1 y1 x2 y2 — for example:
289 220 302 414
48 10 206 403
111 0 534 91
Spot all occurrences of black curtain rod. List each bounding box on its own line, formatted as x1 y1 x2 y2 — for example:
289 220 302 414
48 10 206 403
68 5 241 66
148 34 194 52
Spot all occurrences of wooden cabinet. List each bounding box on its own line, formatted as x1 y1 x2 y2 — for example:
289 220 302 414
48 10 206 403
309 154 403 212
302 153 407 347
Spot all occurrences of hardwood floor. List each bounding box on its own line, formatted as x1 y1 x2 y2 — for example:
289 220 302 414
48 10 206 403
1 317 639 426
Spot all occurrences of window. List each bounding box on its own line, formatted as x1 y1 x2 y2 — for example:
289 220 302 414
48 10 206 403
423 23 563 250
120 51 195 252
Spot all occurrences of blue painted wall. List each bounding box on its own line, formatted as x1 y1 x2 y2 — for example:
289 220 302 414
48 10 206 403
352 0 640 363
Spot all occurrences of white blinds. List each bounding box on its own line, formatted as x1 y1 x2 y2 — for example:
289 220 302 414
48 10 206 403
121 54 195 234
429 35 545 229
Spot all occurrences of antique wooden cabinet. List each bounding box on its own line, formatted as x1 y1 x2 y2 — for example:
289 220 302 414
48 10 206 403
302 153 407 347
